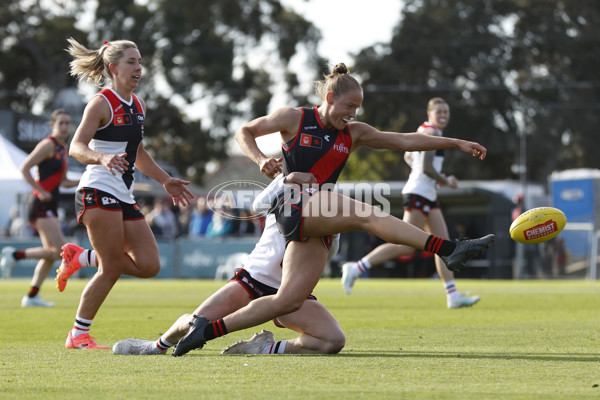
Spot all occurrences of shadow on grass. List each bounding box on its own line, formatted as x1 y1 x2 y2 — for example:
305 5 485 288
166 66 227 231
178 350 599 362
332 350 600 362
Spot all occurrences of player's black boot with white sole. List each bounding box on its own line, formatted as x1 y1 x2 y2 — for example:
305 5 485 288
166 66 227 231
441 234 495 272
172 315 210 357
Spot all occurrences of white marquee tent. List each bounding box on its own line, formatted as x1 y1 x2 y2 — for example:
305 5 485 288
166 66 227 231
0 134 31 193
0 135 32 234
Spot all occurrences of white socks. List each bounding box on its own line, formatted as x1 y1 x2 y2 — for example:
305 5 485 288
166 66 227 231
80 249 98 267
260 340 287 354
444 280 460 300
72 316 94 337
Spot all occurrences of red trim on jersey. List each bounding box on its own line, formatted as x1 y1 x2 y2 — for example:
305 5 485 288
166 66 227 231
419 121 441 135
308 129 352 184
34 136 67 196
283 202 301 210
282 107 305 151
314 105 325 128
131 93 144 117
100 88 125 118
100 89 144 121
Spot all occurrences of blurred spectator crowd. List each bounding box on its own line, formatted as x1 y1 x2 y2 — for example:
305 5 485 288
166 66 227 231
2 194 265 241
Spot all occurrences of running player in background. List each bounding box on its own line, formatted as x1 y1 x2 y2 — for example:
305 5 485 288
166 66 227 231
0 109 79 307
341 98 481 309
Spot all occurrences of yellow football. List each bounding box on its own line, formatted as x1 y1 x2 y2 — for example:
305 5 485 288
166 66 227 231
509 207 567 244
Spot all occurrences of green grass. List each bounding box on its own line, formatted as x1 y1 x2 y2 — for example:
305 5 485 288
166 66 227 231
1 278 599 399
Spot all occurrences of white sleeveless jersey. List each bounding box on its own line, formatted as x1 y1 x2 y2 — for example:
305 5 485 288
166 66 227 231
244 214 286 289
77 89 144 203
401 122 445 201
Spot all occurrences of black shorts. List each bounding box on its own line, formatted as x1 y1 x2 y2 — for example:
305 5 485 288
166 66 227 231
230 268 317 301
231 268 317 329
75 187 145 225
26 193 58 224
272 185 333 249
402 193 440 216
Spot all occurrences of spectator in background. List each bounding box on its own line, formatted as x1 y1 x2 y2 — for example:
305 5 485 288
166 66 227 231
512 194 524 222
176 202 193 237
141 203 161 237
236 209 257 236
148 197 178 239
206 206 233 238
7 205 28 238
188 196 213 237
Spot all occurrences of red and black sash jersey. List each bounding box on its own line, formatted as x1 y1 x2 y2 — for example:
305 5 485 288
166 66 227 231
95 88 144 189
282 107 352 186
34 136 67 198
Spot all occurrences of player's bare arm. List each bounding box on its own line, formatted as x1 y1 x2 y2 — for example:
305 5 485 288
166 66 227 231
349 121 486 159
236 107 302 178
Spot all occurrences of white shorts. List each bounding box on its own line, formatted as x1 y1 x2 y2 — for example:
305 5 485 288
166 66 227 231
244 214 286 289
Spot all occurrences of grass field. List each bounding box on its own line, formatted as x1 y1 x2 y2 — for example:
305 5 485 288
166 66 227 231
1 278 599 399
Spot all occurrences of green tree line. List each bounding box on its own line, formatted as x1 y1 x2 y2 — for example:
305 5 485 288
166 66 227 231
1 0 598 185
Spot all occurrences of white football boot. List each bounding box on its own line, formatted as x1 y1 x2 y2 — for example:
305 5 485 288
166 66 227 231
21 294 54 307
113 339 166 355
448 293 481 309
340 262 359 295
221 330 275 354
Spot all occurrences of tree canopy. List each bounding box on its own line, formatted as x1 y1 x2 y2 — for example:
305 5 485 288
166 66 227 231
0 0 323 184
2 0 599 185
344 0 600 184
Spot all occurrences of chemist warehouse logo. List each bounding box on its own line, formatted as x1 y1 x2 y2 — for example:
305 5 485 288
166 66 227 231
207 180 268 220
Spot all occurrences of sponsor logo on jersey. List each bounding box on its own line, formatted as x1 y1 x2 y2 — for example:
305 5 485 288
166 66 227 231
324 135 330 142
102 196 118 205
333 142 349 154
136 113 144 123
304 125 318 130
114 114 133 126
300 133 322 149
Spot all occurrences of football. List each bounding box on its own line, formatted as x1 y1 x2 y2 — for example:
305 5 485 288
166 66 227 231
509 207 567 244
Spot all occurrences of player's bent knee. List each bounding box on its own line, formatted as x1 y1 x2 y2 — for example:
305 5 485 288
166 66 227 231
135 263 160 278
46 248 62 261
176 313 194 332
322 333 345 354
274 297 305 316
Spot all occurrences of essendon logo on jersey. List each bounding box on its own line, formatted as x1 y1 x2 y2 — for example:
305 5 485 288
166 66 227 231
300 133 322 149
114 114 133 126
